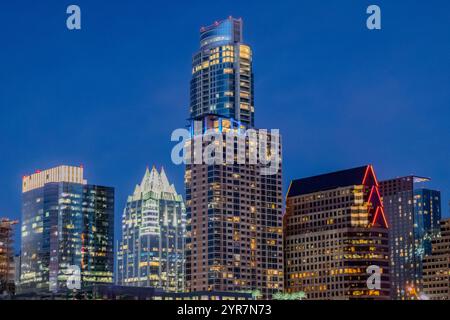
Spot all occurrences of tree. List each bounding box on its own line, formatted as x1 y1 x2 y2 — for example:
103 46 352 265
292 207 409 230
273 292 307 300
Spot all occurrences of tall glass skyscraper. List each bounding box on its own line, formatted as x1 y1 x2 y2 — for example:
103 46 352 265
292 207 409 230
117 167 185 292
190 17 254 127
20 165 115 293
185 17 284 298
380 177 441 299
413 189 441 257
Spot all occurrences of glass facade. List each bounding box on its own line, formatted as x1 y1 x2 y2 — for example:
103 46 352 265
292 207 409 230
413 189 441 279
20 166 114 293
117 167 185 292
190 17 254 127
380 177 441 299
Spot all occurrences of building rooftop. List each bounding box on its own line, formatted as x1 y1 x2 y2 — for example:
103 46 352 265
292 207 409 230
287 165 371 197
129 166 180 202
199 16 243 49
22 165 86 193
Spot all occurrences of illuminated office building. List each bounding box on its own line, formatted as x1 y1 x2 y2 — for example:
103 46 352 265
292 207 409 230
284 165 390 300
414 189 441 255
0 218 17 295
185 18 284 298
379 177 441 299
20 165 114 293
117 167 185 292
423 218 450 300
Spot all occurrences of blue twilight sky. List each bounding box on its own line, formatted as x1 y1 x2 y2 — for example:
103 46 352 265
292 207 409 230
0 0 449 251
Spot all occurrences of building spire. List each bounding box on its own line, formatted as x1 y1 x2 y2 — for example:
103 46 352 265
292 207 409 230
133 166 179 200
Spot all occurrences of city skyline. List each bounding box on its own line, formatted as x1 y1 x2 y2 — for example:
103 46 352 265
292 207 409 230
1 0 449 255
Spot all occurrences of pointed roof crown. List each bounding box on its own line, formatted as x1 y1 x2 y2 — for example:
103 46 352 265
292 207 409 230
131 166 179 201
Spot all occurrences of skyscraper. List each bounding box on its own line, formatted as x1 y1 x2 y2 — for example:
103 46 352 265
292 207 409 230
185 17 284 298
284 165 390 300
117 167 185 292
423 218 450 300
20 165 115 293
0 218 17 295
190 17 254 127
379 177 441 299
414 189 441 256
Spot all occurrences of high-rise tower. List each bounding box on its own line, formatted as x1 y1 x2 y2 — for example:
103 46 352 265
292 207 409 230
20 165 115 293
185 18 283 298
379 177 441 299
284 165 390 299
117 167 185 292
190 17 254 127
